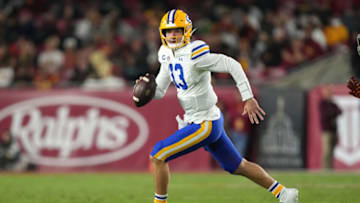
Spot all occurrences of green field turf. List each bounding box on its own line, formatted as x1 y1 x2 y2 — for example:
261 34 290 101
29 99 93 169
0 171 359 203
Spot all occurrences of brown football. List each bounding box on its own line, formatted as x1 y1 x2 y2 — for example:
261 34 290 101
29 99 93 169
133 74 157 107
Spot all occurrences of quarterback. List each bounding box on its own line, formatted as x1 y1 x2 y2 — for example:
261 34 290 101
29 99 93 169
139 9 299 203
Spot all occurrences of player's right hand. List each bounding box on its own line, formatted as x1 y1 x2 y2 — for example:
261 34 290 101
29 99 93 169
242 98 266 124
347 76 360 98
136 73 150 84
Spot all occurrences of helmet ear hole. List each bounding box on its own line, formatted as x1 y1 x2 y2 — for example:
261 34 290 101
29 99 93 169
161 30 167 37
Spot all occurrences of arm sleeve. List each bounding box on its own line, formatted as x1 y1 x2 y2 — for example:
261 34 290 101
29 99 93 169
196 53 254 101
154 63 171 99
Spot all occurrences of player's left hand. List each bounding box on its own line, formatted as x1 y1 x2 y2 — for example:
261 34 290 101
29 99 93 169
242 98 266 124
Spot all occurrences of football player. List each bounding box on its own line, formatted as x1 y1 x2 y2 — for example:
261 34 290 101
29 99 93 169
138 9 298 203
357 33 360 56
347 34 360 98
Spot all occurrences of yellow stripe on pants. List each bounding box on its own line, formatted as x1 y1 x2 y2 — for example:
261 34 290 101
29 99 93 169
154 121 212 161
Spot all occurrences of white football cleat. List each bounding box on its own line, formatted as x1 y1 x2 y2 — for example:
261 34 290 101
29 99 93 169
279 188 299 203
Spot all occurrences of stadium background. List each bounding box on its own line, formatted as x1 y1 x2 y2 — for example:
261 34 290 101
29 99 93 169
0 0 360 202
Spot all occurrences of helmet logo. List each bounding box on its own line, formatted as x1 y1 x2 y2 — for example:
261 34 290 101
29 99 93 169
186 15 192 24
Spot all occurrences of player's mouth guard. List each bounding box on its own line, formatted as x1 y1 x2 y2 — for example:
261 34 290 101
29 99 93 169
357 33 360 56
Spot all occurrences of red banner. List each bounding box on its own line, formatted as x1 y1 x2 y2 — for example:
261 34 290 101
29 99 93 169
0 87 239 172
307 85 360 170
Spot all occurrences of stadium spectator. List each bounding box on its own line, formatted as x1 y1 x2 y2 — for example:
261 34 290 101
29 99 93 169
282 36 307 71
319 86 342 169
89 43 113 79
74 7 101 44
302 22 325 60
68 46 95 86
122 38 151 81
62 37 78 71
227 94 251 157
303 15 327 51
0 42 14 87
11 37 36 87
323 17 349 49
36 35 64 89
0 129 36 171
84 43 125 89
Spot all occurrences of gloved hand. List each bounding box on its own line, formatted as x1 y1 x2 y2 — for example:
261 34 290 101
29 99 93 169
176 115 188 129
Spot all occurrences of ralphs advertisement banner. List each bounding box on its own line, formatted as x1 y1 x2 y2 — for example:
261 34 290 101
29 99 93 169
4 95 149 167
0 87 240 172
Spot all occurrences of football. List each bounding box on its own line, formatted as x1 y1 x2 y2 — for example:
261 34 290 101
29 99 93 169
133 74 157 107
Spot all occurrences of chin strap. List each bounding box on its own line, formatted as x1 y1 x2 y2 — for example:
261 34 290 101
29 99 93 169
191 28 197 35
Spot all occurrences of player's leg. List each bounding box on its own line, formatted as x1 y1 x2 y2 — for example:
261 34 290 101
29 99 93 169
150 156 170 203
149 120 219 202
233 158 275 188
321 132 331 169
205 127 298 202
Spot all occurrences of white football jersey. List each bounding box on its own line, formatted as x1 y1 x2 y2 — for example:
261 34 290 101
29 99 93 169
155 40 253 124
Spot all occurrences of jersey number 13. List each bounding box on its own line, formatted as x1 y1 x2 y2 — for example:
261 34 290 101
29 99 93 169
169 63 188 90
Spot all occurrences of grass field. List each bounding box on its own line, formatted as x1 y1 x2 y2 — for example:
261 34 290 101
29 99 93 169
0 171 359 203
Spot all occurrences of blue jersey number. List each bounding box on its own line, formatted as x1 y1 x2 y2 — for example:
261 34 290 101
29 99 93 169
169 63 188 90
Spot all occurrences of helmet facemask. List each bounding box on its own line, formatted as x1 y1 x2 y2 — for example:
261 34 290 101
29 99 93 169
161 28 188 49
166 36 184 49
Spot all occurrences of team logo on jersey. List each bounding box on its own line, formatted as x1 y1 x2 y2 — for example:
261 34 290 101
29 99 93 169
161 55 171 62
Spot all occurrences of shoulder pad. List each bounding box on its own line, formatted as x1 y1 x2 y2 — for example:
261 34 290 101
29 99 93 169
191 40 210 60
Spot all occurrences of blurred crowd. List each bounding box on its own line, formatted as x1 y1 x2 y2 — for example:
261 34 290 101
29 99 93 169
0 0 359 89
